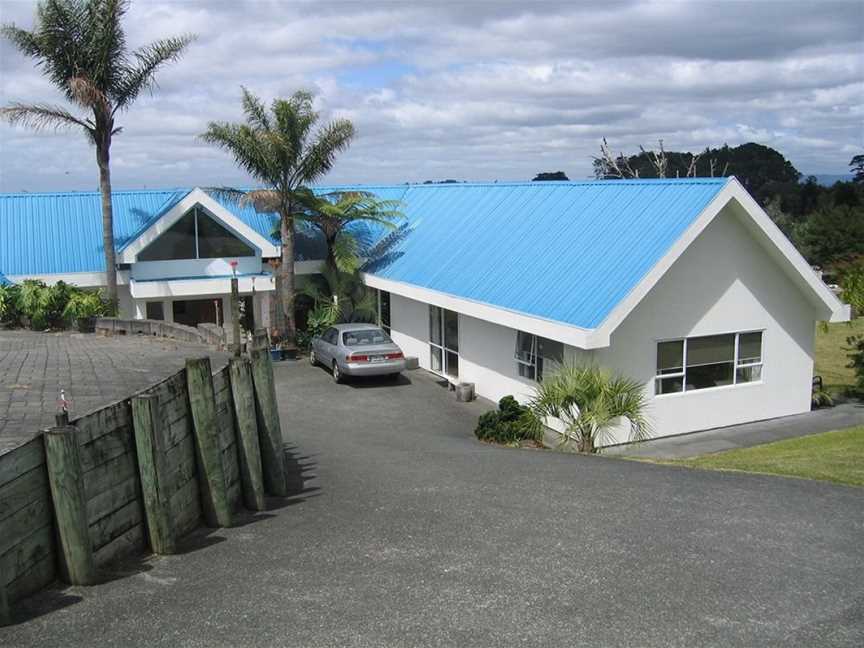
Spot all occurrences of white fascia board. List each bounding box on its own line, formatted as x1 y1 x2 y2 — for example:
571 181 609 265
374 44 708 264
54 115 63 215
130 275 275 299
119 187 279 263
7 270 129 288
362 273 593 348
589 178 850 347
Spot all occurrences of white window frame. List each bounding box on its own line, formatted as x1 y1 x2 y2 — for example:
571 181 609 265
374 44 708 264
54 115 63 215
429 306 459 379
655 330 764 397
515 332 539 381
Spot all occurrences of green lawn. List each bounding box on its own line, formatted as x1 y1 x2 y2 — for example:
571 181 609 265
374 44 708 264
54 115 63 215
814 318 863 395
668 427 864 487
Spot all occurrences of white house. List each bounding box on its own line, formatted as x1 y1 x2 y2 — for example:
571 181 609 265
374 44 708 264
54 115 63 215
0 178 849 444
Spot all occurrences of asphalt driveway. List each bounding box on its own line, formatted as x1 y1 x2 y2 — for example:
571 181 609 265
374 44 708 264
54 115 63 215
3 362 863 647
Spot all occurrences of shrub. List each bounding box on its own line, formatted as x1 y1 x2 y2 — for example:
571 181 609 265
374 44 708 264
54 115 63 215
63 290 111 329
1 280 109 331
0 284 22 325
848 334 864 396
474 395 543 445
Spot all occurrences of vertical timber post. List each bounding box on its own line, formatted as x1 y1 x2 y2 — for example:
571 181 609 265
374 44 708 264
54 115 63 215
229 357 266 511
250 349 288 496
231 277 242 358
43 426 98 585
186 357 233 527
131 394 177 554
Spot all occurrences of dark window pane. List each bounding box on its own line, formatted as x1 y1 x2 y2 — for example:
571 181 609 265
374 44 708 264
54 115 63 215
172 298 222 327
538 337 564 380
657 340 684 374
343 328 392 346
429 306 442 345
431 345 442 372
145 302 164 320
444 309 459 351
445 351 459 378
196 210 255 258
380 291 391 330
736 364 762 383
687 334 734 367
518 362 536 380
515 331 535 363
686 362 734 390
139 210 197 261
656 376 684 394
738 332 762 365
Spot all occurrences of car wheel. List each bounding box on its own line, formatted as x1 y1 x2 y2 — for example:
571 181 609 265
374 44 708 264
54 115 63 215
309 349 318 366
332 361 344 384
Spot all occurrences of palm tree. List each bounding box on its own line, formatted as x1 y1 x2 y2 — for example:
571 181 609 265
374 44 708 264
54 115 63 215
294 189 404 273
530 364 651 453
1 0 194 306
201 89 355 348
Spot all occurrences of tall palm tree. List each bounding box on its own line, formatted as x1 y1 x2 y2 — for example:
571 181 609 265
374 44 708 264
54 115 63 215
294 189 404 273
1 0 194 306
201 88 355 347
531 364 651 453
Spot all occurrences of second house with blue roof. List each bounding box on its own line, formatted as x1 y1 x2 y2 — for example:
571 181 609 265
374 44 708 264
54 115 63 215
0 178 849 445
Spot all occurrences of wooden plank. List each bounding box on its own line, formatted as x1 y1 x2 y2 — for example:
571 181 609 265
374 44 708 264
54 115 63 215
6 553 55 604
83 450 137 502
169 479 201 537
132 394 177 555
228 357 266 511
1 523 54 588
0 495 52 557
0 558 9 625
186 357 232 528
0 437 45 489
74 401 132 445
163 435 197 496
86 474 140 527
163 414 192 451
88 498 144 553
0 465 49 522
79 424 135 474
44 426 97 585
93 523 145 568
250 350 288 496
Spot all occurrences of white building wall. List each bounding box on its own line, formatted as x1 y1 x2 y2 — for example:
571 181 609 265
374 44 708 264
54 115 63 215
593 205 818 445
388 293 430 369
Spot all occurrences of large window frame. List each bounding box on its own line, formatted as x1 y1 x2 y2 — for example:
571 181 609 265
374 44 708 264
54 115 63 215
655 330 764 396
429 306 459 379
515 331 564 382
137 206 256 262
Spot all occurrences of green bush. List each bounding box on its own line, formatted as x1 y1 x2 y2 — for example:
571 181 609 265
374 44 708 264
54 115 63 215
849 334 864 396
0 280 109 331
474 395 543 445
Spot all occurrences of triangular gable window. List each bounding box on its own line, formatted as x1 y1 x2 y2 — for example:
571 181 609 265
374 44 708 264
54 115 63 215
138 206 255 261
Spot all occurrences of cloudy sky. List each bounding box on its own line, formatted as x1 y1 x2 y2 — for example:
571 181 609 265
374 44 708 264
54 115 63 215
0 0 862 192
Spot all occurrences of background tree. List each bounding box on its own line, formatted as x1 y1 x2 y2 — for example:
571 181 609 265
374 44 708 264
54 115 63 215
1 0 194 305
532 171 569 181
202 88 355 348
850 154 864 184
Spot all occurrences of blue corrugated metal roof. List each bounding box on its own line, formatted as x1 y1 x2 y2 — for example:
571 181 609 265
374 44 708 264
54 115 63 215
0 178 728 329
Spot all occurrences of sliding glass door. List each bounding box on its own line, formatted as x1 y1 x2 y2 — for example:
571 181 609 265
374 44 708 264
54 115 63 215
429 306 459 378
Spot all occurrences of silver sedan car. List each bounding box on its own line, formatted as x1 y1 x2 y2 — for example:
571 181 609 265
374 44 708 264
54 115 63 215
310 323 406 383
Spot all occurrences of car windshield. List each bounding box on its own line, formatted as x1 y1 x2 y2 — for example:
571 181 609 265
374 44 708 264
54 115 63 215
342 329 392 347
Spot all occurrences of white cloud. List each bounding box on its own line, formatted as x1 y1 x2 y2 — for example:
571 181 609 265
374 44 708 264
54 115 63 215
0 0 862 192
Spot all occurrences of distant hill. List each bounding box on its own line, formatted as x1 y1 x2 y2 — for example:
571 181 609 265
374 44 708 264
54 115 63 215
806 174 854 186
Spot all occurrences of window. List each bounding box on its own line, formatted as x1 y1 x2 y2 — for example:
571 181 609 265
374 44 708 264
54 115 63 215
429 306 458 378
138 206 255 261
145 301 164 321
656 331 763 395
515 332 564 381
343 328 392 346
377 290 391 333
323 327 338 345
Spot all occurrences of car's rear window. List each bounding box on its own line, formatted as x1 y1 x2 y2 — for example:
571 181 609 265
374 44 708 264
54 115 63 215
342 329 392 347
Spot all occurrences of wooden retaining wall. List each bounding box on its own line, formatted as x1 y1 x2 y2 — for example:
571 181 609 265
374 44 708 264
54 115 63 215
0 353 285 621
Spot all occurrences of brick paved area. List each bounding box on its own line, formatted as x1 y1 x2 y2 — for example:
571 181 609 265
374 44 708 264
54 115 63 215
0 330 228 454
